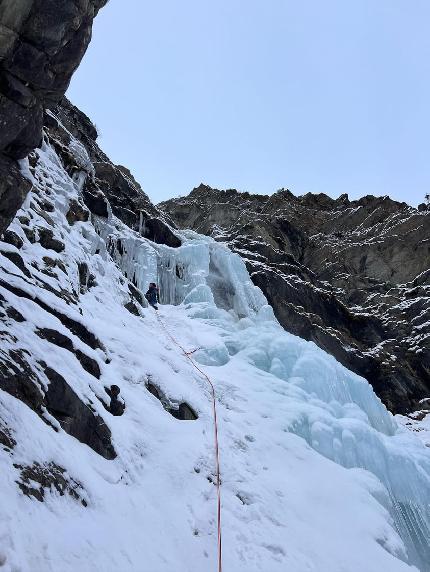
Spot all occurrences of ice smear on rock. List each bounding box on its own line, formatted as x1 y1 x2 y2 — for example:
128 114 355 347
0 134 429 572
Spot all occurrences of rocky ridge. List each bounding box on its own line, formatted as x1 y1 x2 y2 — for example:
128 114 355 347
160 184 430 413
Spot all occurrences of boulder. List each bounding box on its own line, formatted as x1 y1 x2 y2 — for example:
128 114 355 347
66 199 89 225
37 227 65 252
82 188 109 218
44 366 115 459
2 229 23 249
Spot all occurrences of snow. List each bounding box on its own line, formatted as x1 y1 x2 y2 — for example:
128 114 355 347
397 412 430 448
0 135 430 571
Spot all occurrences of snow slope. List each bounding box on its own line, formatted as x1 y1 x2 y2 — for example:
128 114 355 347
1 134 430 572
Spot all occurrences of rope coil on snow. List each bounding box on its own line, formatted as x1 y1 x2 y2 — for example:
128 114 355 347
155 312 223 572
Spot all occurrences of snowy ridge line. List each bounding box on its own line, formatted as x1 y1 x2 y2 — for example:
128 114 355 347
155 310 223 572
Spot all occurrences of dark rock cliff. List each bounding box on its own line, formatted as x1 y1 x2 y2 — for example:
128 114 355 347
0 0 107 234
160 185 430 414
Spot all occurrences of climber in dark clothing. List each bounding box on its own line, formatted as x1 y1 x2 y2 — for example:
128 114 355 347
145 282 159 310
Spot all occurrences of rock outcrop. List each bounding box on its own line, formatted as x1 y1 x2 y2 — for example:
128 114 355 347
0 0 107 234
0 93 181 463
160 185 430 414
45 97 178 241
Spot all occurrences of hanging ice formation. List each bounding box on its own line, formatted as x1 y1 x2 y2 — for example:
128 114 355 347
95 213 430 572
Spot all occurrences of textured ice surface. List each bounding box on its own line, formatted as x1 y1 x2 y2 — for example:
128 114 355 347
1 136 429 571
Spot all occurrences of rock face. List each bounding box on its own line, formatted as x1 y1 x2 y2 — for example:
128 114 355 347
160 185 430 414
0 0 107 234
0 91 182 466
46 97 178 239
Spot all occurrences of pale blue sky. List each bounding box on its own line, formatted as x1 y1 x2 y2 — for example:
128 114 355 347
67 0 430 206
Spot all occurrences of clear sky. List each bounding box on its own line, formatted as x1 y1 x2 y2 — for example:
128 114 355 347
67 0 430 206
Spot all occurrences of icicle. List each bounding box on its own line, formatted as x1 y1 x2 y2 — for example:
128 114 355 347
138 211 144 235
72 170 87 192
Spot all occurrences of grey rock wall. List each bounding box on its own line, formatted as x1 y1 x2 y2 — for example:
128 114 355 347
0 0 107 233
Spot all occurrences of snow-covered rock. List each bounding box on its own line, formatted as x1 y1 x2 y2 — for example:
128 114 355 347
160 185 430 414
0 111 430 572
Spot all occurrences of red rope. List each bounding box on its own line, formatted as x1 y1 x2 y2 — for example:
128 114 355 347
155 312 223 572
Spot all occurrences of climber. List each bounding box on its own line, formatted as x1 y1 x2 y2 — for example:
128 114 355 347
145 282 160 310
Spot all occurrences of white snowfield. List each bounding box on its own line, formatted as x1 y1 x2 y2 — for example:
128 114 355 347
0 134 430 572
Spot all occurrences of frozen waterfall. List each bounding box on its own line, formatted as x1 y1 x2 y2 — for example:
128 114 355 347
99 220 430 571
